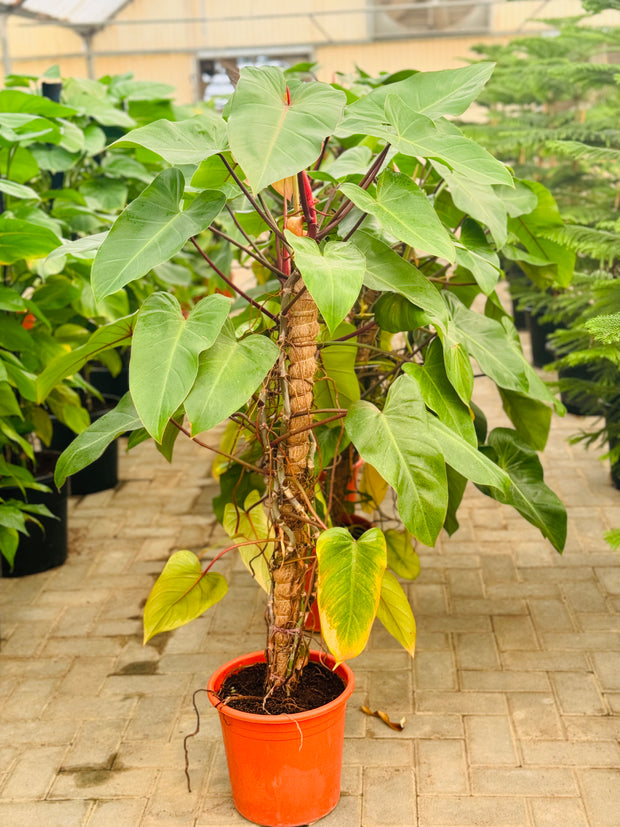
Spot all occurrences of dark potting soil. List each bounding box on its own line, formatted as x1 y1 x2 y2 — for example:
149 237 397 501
218 661 345 715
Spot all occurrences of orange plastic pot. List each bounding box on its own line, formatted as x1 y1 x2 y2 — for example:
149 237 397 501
207 650 355 827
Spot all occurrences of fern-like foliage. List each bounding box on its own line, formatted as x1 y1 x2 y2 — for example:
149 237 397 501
585 312 620 343
545 140 620 165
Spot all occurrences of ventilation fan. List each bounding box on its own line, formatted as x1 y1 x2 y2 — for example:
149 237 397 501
373 0 490 36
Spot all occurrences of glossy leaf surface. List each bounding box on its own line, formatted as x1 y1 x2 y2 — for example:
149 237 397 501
111 114 228 164
228 67 345 193
130 293 231 441
54 393 142 489
222 490 274 593
286 232 365 333
317 526 386 662
92 168 225 299
377 570 416 656
143 550 228 643
479 428 567 552
345 374 447 546
184 322 279 435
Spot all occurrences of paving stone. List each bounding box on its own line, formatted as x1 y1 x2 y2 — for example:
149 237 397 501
417 739 468 794
0 746 66 799
520 739 620 767
414 650 457 692
508 693 564 740
470 767 577 795
454 632 500 670
576 768 620 827
362 767 415 825
465 715 516 765
87 798 147 826
493 615 539 651
460 670 550 692
550 671 606 714
417 794 527 826
49 766 156 799
0 800 91 826
590 651 620 689
529 797 589 827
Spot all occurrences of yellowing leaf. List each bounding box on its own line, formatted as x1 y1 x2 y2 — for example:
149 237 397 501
317 526 386 662
385 529 420 581
222 490 274 592
359 463 388 514
143 550 227 643
377 570 416 657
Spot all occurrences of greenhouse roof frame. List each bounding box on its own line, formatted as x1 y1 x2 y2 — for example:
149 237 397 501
0 0 133 32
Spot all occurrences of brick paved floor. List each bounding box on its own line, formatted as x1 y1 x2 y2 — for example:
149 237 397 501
1 368 619 826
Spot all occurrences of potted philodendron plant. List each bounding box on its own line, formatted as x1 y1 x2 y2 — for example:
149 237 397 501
44 64 568 826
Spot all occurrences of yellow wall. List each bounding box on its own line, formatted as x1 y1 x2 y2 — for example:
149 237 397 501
2 0 620 102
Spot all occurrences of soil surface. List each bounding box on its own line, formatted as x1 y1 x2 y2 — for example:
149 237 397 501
218 661 345 715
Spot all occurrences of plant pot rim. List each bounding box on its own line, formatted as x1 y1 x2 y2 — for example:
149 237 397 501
207 649 355 725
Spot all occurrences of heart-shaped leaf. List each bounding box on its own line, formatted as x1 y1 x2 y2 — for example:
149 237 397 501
92 168 225 299
143 550 228 643
228 67 345 193
317 526 386 662
286 233 365 333
345 374 448 546
130 293 231 442
184 322 278 435
222 490 274 593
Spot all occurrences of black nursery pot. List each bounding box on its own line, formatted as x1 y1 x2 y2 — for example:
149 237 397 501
85 362 129 399
50 399 119 496
527 311 557 368
1 453 68 577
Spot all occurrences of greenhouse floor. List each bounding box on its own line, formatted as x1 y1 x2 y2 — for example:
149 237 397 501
1 365 620 827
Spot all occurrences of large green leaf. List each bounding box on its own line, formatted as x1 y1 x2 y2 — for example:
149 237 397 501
143 550 228 643
403 339 476 445
338 62 495 135
0 180 39 201
0 217 60 263
385 98 512 187
341 171 455 261
345 374 448 546
454 219 501 295
427 416 511 493
0 89 76 118
91 168 225 299
36 314 137 403
446 294 530 393
508 181 574 288
499 388 552 451
222 490 274 593
479 428 567 553
353 231 449 330
316 526 386 662
314 322 360 417
227 66 345 193
377 570 416 657
385 529 420 580
435 163 508 248
439 325 475 404
130 293 231 442
184 322 278 435
285 232 365 333
54 393 142 489
111 114 228 165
